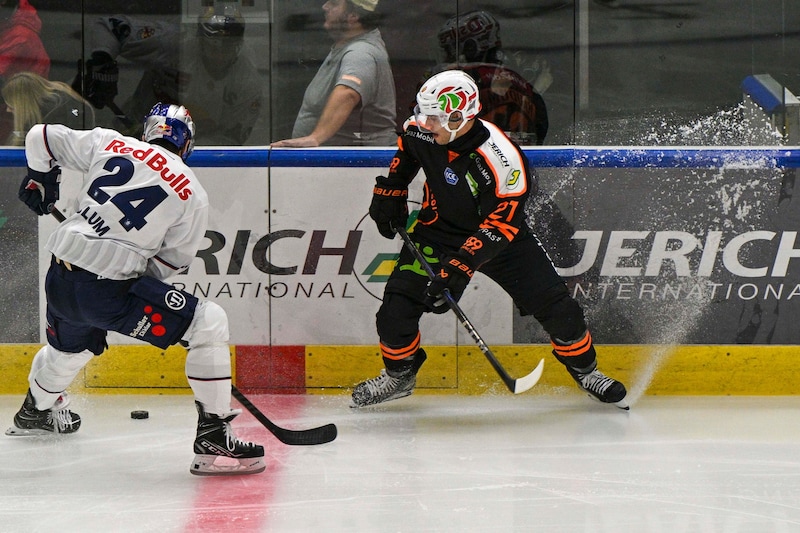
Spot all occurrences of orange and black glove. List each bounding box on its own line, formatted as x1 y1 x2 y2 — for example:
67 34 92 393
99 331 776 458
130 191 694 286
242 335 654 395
424 254 474 314
369 175 408 239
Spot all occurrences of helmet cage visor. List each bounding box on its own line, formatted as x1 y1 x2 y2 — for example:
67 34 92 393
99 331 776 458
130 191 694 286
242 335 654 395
413 104 465 133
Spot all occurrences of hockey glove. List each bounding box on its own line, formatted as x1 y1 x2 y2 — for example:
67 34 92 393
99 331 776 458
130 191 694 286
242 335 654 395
369 175 408 239
424 254 474 314
84 51 119 109
18 167 61 216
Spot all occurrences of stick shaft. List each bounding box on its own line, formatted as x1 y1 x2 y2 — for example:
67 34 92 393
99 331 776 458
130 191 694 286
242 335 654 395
394 226 525 393
232 386 337 446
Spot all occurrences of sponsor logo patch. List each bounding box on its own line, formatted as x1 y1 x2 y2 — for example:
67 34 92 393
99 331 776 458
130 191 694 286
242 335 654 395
444 167 459 185
165 290 187 310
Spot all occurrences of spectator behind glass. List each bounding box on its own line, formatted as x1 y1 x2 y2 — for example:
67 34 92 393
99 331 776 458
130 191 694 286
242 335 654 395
76 4 263 145
0 0 50 145
0 0 49 81
271 0 396 147
432 10 549 146
426 11 580 280
2 71 95 146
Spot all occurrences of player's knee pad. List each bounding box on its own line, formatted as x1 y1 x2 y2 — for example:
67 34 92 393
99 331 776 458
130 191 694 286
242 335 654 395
532 289 587 343
183 300 229 349
184 301 231 386
376 292 423 348
29 346 94 408
30 345 95 380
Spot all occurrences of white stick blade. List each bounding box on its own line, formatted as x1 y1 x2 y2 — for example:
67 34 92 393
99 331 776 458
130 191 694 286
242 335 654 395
512 358 545 394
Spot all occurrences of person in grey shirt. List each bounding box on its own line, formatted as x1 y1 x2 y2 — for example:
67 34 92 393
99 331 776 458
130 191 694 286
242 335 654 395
272 0 396 147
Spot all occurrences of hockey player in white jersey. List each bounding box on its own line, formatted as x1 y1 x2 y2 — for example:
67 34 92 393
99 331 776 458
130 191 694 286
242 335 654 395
9 103 266 476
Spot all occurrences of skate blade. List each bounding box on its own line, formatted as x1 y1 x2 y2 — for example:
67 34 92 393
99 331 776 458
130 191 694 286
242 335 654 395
189 454 266 476
584 393 630 411
613 398 630 410
5 426 56 436
349 389 413 409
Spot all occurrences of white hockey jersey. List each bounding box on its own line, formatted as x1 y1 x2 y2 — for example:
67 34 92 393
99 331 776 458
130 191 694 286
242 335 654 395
25 124 209 281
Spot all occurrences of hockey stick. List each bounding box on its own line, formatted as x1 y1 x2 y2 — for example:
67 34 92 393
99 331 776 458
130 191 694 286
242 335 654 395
393 224 544 394
231 386 337 446
48 207 337 445
107 101 136 130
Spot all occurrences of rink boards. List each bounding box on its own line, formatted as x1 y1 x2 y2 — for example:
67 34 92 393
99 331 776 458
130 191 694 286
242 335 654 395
0 343 796 396
1 147 800 395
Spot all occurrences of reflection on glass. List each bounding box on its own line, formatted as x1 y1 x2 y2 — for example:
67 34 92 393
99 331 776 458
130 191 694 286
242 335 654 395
75 2 267 146
579 0 800 146
1 0 797 148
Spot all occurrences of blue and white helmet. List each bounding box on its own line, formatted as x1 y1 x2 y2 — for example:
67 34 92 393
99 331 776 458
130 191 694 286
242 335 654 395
142 103 196 161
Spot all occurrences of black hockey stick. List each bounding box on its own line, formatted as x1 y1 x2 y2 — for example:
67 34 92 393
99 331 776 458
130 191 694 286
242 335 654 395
48 207 337 445
232 386 337 446
107 101 136 130
393 224 544 394
48 205 67 222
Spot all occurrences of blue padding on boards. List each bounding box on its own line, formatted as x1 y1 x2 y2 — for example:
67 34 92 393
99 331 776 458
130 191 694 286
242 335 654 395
2 147 799 168
742 74 784 114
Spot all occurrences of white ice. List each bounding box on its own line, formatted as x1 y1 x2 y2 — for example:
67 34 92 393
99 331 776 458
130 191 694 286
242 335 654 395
1 393 799 532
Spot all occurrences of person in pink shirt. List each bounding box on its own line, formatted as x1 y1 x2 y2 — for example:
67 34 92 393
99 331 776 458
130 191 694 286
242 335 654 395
1 0 50 143
0 0 49 81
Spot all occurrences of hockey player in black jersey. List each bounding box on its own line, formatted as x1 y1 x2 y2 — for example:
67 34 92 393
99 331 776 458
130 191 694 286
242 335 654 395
351 70 628 409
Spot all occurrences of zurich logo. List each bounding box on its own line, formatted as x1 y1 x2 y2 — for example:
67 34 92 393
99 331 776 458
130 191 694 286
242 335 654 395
444 167 459 185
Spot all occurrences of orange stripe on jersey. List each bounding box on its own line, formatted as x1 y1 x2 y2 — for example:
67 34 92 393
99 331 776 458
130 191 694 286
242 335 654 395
551 332 593 357
480 217 519 241
381 331 421 361
479 200 521 241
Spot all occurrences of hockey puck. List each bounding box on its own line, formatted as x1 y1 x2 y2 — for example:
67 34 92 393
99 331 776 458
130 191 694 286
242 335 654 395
130 410 149 419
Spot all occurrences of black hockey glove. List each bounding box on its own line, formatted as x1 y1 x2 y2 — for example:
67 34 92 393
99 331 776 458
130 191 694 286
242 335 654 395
369 175 408 239
18 167 61 216
424 254 474 314
84 51 119 109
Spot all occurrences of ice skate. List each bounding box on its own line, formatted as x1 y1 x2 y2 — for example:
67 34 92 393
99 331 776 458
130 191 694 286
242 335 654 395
567 363 629 410
351 368 417 408
6 389 81 436
190 401 266 476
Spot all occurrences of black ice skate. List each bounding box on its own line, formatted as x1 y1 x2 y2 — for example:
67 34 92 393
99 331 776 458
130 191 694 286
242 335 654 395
351 349 427 408
567 363 629 410
190 401 266 476
351 368 417 408
5 389 81 436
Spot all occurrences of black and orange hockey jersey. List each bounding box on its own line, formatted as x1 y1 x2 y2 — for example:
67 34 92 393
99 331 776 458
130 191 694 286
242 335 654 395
385 117 535 269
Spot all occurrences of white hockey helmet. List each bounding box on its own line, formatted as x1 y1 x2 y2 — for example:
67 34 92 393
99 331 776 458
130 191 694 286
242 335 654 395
142 103 196 161
414 70 481 141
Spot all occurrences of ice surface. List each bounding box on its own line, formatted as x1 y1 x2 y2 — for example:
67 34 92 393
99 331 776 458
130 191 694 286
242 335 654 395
1 393 799 532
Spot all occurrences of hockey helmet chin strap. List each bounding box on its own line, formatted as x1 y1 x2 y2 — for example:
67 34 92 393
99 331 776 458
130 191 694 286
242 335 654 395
413 105 471 143
442 113 470 143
